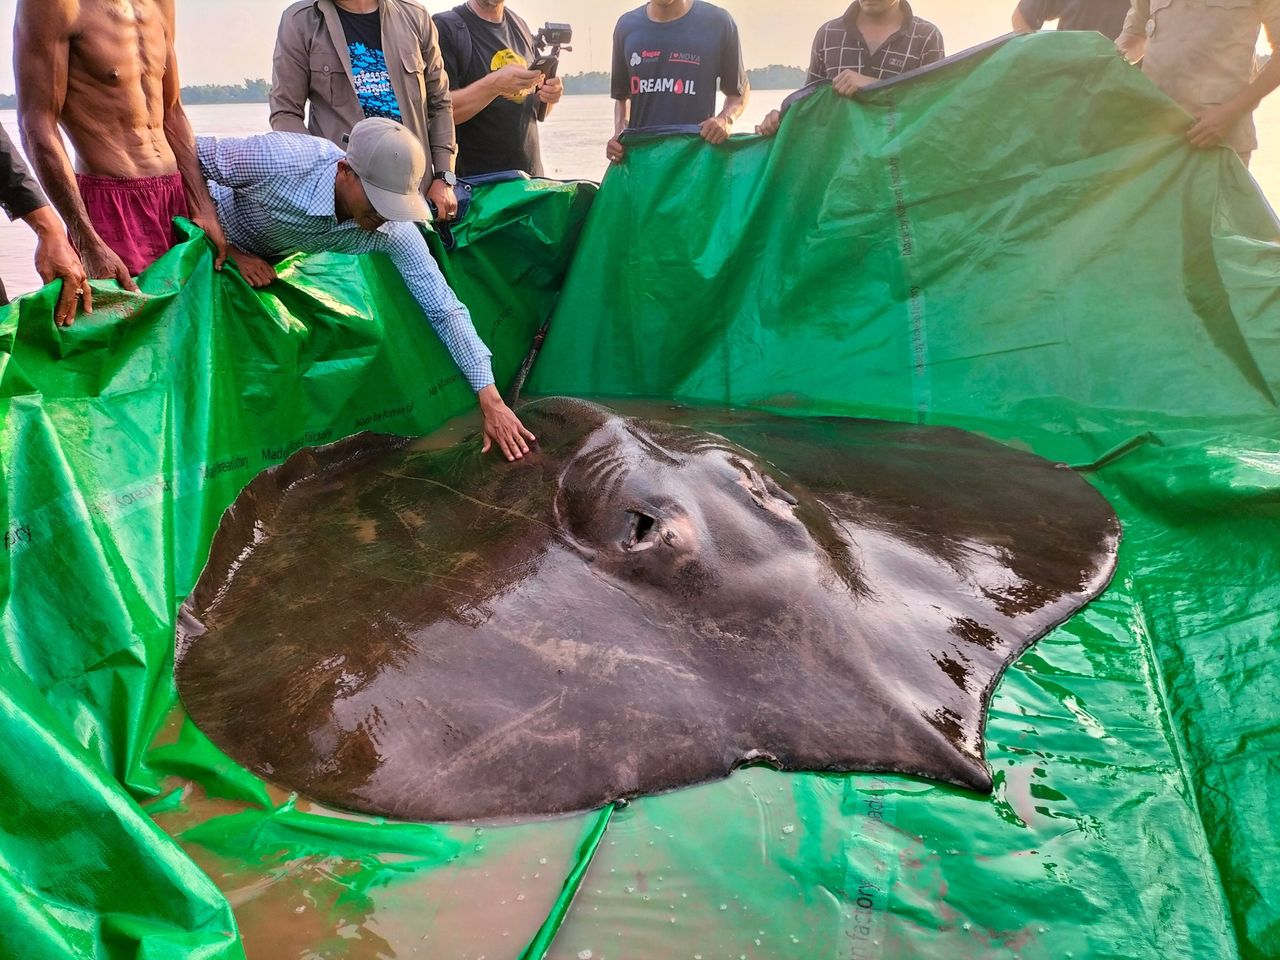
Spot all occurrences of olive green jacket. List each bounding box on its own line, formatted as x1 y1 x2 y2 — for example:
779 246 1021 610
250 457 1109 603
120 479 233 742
271 0 456 187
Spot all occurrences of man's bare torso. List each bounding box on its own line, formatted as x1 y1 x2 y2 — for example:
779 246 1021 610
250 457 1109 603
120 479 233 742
63 0 176 178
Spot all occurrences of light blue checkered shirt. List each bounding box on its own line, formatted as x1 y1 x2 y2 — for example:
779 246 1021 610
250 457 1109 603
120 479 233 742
196 132 494 391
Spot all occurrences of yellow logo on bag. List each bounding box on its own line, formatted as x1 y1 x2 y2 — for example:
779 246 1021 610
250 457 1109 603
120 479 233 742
491 48 531 103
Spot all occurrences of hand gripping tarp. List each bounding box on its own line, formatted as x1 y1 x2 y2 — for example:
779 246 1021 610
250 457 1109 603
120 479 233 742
2 31 1278 960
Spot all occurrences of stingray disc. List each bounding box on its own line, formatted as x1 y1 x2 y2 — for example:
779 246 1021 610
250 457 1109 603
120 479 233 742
176 398 1120 822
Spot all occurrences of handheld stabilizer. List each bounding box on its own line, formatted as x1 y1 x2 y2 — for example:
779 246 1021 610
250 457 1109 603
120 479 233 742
533 22 573 122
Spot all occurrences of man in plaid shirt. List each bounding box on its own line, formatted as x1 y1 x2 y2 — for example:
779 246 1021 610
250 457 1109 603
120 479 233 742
200 118 536 461
756 0 945 136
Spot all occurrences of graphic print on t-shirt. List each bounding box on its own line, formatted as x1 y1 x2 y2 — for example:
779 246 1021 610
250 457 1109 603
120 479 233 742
348 42 403 121
628 47 702 97
490 47 531 104
610 3 746 130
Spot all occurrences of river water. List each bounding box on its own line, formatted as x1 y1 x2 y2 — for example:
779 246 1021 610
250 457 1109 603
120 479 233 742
1 90 1278 297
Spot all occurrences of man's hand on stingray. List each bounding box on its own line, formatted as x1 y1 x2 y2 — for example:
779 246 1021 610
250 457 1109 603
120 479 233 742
478 385 536 461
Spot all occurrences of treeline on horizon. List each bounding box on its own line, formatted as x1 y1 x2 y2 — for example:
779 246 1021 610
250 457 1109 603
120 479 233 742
0 66 806 108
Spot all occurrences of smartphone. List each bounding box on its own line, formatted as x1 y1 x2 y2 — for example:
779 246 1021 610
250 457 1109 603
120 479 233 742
529 54 559 121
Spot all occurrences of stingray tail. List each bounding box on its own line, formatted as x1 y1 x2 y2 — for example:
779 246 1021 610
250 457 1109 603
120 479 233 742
506 319 551 406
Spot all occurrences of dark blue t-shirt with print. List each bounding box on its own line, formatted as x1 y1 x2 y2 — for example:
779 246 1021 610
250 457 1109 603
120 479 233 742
336 7 403 122
610 1 746 130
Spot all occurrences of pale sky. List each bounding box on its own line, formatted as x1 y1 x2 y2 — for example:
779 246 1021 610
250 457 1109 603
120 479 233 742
0 1 1019 90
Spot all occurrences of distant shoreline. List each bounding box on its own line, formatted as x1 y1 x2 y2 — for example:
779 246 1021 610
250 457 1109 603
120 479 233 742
0 66 807 109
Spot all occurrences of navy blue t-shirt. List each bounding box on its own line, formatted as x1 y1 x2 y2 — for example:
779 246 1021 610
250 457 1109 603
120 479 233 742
610 2 747 130
1015 0 1130 40
336 7 403 122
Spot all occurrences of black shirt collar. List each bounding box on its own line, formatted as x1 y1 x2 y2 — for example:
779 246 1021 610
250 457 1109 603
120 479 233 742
841 1 918 47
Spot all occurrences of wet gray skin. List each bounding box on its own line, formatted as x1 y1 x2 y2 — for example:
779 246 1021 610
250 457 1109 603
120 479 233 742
176 397 1121 823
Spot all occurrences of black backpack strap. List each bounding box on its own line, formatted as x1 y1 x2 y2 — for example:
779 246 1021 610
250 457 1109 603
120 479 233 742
434 9 481 86
507 10 536 53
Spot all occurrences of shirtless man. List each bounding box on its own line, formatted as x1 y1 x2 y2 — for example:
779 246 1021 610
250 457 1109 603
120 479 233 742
15 0 228 298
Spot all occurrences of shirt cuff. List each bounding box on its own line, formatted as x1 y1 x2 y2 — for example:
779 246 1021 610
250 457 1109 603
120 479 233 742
467 362 496 393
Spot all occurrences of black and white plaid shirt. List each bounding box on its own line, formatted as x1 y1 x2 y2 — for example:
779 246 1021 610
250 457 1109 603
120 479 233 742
807 1 945 84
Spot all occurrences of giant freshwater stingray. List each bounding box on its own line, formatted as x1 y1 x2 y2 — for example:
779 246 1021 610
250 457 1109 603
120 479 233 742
176 398 1121 823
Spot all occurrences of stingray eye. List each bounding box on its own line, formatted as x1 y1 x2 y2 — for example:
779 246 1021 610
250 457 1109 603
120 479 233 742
764 475 799 506
731 456 799 510
625 510 659 551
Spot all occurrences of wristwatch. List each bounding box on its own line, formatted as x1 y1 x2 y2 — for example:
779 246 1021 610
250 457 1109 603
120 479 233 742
433 170 458 187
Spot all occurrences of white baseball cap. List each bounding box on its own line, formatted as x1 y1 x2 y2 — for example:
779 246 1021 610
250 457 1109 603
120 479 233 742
345 118 432 223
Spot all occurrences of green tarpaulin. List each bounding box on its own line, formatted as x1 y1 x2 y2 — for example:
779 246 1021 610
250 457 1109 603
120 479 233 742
1 32 1277 960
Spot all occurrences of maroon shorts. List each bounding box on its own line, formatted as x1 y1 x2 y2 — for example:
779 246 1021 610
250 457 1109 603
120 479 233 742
76 172 189 276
